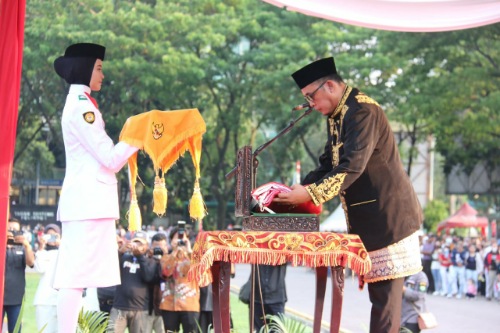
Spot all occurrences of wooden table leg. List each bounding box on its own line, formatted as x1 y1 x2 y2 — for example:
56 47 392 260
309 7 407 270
249 264 256 333
329 266 345 333
211 261 231 333
314 266 328 333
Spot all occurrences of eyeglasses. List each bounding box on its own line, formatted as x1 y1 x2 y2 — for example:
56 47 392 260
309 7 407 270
304 81 327 104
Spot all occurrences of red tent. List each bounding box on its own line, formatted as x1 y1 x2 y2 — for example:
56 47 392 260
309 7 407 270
437 202 489 236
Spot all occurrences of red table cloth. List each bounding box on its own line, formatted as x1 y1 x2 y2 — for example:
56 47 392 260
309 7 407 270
189 231 371 287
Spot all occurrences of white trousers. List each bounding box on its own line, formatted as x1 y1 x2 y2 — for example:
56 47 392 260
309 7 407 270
449 265 466 296
36 305 58 333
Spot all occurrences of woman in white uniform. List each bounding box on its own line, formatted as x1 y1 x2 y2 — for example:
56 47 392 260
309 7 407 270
53 43 139 332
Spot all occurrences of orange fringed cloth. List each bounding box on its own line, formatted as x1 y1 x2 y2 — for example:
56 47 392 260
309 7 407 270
188 231 372 287
119 109 207 231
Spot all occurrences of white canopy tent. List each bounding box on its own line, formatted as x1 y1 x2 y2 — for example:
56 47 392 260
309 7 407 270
263 0 500 32
320 205 348 232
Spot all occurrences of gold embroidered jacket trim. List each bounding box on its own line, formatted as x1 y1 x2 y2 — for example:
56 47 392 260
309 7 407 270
305 173 347 205
328 86 351 168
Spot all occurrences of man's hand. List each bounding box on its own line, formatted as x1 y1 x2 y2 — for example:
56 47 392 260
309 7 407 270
13 234 27 246
184 238 193 254
273 184 312 205
118 242 130 254
16 234 35 267
132 243 147 257
175 237 192 258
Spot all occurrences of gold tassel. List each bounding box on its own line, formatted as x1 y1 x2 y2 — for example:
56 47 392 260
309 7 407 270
189 180 207 222
153 175 168 216
128 195 142 232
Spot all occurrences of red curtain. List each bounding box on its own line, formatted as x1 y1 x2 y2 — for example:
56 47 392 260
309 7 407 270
0 0 26 309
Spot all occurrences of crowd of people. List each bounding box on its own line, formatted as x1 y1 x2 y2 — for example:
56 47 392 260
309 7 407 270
3 219 218 333
419 233 500 301
7 219 500 333
399 232 499 333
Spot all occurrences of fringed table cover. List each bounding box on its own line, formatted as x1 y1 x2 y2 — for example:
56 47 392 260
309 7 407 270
189 230 371 287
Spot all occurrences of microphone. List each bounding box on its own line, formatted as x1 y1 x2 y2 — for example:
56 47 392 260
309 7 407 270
292 102 311 111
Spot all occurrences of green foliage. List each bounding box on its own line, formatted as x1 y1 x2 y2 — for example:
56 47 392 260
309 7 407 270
259 313 310 333
19 0 499 226
21 0 384 228
423 199 449 232
77 309 110 333
13 140 56 180
376 25 500 185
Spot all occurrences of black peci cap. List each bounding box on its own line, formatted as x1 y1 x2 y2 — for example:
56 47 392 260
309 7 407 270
291 57 337 89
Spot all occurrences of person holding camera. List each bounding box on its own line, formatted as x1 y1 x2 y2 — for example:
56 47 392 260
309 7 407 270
159 223 200 333
144 232 169 333
33 223 61 333
108 231 157 333
3 217 35 333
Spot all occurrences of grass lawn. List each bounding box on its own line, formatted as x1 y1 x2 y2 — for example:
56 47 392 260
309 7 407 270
9 272 250 333
3 273 40 333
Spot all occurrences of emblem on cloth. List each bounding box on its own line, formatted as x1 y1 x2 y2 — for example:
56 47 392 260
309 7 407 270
83 112 95 124
78 95 87 100
152 122 164 140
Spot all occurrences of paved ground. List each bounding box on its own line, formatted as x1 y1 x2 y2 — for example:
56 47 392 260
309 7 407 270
231 264 500 333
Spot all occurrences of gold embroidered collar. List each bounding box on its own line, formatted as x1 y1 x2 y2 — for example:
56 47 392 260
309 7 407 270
329 85 352 167
329 85 351 120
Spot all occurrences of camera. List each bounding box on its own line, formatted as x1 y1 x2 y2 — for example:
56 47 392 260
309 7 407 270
42 234 57 242
177 221 186 246
153 247 163 260
7 230 23 245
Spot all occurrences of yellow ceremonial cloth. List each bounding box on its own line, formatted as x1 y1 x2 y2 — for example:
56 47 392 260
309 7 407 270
119 109 207 227
188 231 372 287
120 109 206 174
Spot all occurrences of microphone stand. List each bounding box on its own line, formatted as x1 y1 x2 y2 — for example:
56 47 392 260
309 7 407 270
226 107 314 180
253 107 313 159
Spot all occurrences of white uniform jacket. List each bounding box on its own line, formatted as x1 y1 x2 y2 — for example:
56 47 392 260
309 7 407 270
57 85 138 222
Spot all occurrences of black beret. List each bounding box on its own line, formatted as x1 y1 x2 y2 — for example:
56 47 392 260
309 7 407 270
54 43 105 85
63 43 105 60
291 57 337 89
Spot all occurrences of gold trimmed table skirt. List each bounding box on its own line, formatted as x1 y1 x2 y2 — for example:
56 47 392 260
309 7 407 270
189 230 372 287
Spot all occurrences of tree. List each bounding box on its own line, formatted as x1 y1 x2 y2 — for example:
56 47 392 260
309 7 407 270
20 0 499 230
423 199 449 232
375 26 500 193
21 0 389 229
